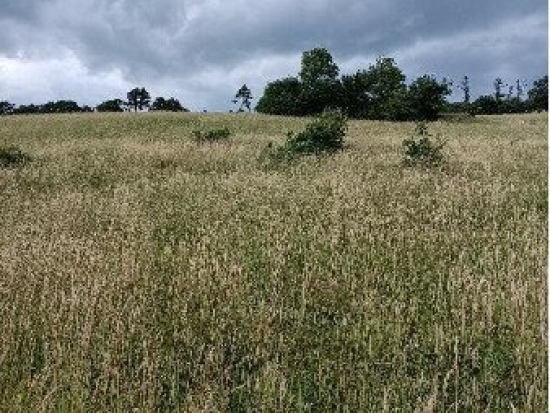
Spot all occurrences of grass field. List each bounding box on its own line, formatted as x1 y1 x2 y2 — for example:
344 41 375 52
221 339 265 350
0 112 547 412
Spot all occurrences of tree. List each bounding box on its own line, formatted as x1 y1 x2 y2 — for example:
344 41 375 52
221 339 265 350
233 84 253 112
458 75 470 104
506 85 514 100
339 71 374 118
0 101 15 115
256 77 303 116
256 48 475 121
40 100 82 113
299 48 340 115
151 97 188 112
515 79 527 100
493 78 506 102
13 104 40 115
299 48 339 85
96 99 124 112
527 75 548 112
127 87 151 112
406 75 452 121
362 57 408 120
487 78 507 114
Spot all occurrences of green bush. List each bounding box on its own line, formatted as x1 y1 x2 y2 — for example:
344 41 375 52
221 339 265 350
0 146 31 168
286 110 347 155
192 127 231 143
402 123 445 167
261 111 347 167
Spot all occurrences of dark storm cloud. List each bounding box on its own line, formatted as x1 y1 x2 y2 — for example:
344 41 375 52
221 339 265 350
0 0 546 109
393 13 548 100
0 0 188 70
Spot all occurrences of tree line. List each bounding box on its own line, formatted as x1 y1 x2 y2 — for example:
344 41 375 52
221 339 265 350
0 87 189 115
256 48 548 120
450 75 549 115
0 48 547 119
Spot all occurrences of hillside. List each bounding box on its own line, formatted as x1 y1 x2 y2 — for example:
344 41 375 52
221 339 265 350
0 112 547 411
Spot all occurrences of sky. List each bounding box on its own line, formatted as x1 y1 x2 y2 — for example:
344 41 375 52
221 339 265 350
0 0 547 111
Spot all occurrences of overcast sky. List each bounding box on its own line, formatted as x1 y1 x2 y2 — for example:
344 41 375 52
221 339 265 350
0 0 547 111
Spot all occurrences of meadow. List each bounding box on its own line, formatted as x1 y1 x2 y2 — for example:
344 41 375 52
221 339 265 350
0 112 547 412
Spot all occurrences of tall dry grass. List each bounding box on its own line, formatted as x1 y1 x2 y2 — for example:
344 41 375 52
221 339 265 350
0 112 547 411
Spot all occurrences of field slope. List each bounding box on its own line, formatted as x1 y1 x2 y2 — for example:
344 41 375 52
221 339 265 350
0 112 547 411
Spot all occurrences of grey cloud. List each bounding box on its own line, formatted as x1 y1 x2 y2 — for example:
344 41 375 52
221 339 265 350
393 13 548 99
0 0 546 109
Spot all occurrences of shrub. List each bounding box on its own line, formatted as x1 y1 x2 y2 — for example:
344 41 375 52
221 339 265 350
0 146 31 168
402 123 445 167
260 111 347 168
286 110 347 155
192 127 231 143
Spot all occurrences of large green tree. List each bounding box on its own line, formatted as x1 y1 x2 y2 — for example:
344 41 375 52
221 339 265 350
407 75 452 121
299 48 339 84
127 87 151 112
339 71 371 118
256 77 303 116
362 57 408 120
96 99 125 112
299 48 340 115
151 97 188 112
